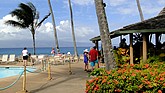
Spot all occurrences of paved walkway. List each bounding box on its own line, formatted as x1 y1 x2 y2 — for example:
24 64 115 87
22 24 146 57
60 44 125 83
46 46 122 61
0 61 91 93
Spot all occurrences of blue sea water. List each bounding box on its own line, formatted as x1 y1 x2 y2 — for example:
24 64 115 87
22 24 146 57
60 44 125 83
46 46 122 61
0 47 90 57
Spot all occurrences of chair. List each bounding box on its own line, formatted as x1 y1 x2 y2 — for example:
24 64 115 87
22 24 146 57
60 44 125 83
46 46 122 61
37 55 46 64
30 55 37 65
73 56 79 63
64 55 70 62
48 56 55 64
54 55 64 65
8 54 16 63
79 54 84 61
0 54 8 63
38 55 45 59
37 55 47 70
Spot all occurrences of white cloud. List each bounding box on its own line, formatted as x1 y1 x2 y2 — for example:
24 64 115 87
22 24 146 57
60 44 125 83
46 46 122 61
104 0 164 16
56 20 70 32
0 15 55 42
55 20 95 42
0 15 96 47
38 22 53 33
157 0 165 5
106 0 127 6
75 26 93 38
3 14 18 21
72 0 93 5
116 7 136 15
0 15 30 40
142 6 162 16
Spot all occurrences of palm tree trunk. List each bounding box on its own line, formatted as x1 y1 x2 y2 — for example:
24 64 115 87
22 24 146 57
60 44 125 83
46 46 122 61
48 0 60 53
94 0 116 70
136 0 144 21
32 30 36 55
68 0 78 57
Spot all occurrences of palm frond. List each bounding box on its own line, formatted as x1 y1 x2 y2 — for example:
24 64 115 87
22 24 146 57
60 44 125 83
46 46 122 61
5 20 27 28
36 12 51 27
27 2 37 16
10 9 25 21
19 3 33 21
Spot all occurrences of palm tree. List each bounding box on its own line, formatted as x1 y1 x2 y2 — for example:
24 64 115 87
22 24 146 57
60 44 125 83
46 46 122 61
136 0 144 21
48 0 60 53
94 0 116 70
5 2 50 55
68 0 78 57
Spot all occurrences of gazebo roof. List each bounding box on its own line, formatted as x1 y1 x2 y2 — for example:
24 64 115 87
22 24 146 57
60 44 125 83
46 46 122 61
90 7 165 41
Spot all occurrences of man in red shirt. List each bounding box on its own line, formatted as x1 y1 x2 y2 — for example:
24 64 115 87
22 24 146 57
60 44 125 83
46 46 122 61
89 46 99 70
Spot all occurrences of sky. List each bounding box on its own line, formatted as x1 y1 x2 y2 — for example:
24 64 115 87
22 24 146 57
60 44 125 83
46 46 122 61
0 0 165 48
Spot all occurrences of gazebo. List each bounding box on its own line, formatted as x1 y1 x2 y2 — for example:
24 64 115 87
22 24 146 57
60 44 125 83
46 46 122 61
90 7 165 64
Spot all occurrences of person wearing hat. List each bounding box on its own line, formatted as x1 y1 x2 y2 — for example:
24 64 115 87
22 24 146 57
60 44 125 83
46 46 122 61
83 49 89 71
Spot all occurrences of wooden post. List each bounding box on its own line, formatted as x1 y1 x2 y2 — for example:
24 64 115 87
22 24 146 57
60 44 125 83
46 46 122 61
16 59 29 93
16 65 28 93
23 65 26 91
41 60 44 71
69 56 72 75
143 34 147 63
48 61 52 80
129 34 133 64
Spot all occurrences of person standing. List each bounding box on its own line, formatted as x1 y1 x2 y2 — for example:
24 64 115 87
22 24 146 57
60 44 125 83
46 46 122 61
22 47 28 66
51 47 56 56
83 49 89 71
89 46 99 70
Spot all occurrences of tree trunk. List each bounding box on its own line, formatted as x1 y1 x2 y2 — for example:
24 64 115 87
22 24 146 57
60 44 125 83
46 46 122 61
94 0 116 70
68 0 78 57
48 0 60 53
136 0 144 21
32 29 36 55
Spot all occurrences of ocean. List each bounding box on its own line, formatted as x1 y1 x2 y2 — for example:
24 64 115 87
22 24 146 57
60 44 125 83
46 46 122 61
0 47 90 57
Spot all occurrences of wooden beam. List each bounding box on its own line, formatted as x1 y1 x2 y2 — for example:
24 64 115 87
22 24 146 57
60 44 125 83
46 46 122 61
90 28 165 42
114 28 165 34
